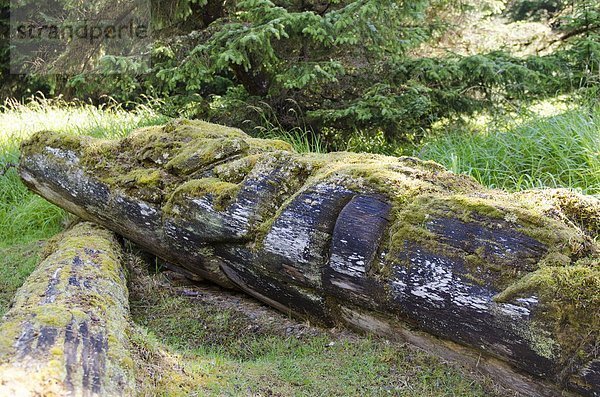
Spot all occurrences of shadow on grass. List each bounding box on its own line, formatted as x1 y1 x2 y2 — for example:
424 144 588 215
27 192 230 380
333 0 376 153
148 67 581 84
127 251 516 397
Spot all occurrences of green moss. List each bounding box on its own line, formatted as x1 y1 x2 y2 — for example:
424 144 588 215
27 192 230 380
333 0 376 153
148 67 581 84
133 169 162 186
213 154 260 184
387 200 438 255
0 321 21 357
518 189 600 236
247 138 294 153
396 156 448 172
21 130 86 156
31 306 79 328
537 251 571 267
551 191 600 235
514 190 598 253
161 119 248 139
49 346 63 357
495 264 600 309
166 178 240 212
495 260 599 365
515 323 560 360
106 168 163 188
80 139 121 164
448 195 506 219
166 137 250 175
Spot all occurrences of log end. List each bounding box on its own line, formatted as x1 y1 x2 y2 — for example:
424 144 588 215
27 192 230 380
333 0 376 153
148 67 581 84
0 222 134 396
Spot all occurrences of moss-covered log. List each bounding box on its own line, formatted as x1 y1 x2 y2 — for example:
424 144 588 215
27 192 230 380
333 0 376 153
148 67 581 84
0 222 134 396
19 120 600 397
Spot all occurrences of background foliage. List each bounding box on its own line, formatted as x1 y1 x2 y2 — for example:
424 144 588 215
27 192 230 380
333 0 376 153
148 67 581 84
2 0 599 147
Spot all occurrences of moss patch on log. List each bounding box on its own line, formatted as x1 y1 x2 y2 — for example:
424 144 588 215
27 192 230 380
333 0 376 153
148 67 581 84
495 258 599 372
166 178 240 212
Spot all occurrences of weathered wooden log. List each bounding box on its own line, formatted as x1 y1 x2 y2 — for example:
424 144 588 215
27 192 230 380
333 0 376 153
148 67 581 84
19 120 599 396
0 222 134 396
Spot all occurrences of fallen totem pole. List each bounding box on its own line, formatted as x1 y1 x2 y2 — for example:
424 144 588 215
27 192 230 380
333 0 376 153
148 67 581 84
16 119 599 396
0 222 134 396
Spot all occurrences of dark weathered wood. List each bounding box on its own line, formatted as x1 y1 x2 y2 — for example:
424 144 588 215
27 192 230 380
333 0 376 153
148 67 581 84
0 223 134 397
19 120 600 397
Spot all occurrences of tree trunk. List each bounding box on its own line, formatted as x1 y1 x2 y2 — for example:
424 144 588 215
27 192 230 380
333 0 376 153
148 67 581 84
18 120 600 397
0 222 134 397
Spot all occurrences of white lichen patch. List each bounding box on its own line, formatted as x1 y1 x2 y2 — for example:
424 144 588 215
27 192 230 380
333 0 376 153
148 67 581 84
45 146 79 165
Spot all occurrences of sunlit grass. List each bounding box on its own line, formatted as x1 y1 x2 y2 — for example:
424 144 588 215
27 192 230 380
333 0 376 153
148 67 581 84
0 96 167 143
418 107 600 195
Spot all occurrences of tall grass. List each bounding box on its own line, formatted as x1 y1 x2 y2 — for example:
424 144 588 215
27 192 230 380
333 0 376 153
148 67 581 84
257 127 327 154
418 107 600 195
244 100 327 153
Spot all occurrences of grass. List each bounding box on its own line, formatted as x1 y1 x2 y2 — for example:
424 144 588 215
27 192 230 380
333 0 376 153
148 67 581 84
256 127 327 154
127 254 506 397
245 100 328 154
417 107 600 195
0 241 43 317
